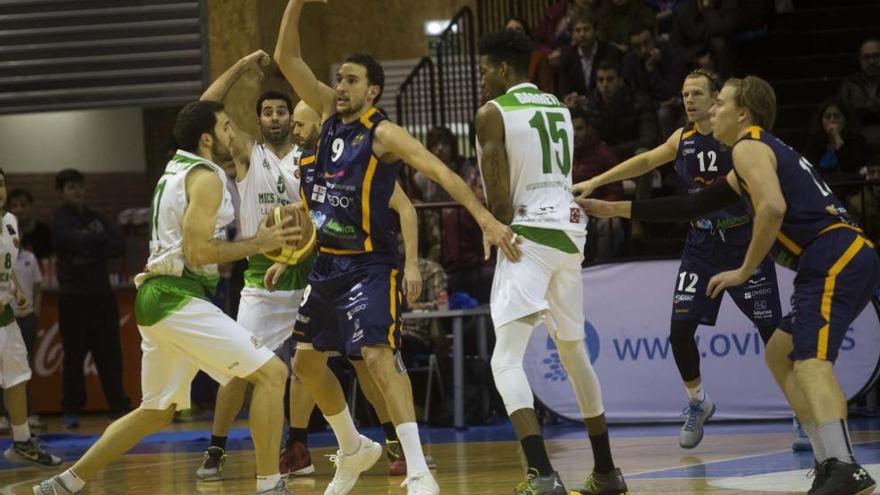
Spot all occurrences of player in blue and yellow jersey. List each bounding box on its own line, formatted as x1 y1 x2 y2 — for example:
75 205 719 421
580 75 880 495
573 70 784 451
273 1 519 494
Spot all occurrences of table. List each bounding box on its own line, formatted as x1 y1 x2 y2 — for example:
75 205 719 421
401 306 491 428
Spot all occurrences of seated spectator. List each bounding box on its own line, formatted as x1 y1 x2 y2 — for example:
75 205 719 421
622 25 688 136
442 177 494 303
581 60 659 161
803 98 872 178
645 0 685 36
7 189 53 264
597 0 657 51
505 17 555 94
412 126 476 203
839 37 880 151
847 162 880 241
672 0 738 78
556 12 622 107
533 0 601 55
400 256 451 364
571 108 626 260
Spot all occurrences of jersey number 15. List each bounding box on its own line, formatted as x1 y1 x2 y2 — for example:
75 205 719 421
528 111 571 177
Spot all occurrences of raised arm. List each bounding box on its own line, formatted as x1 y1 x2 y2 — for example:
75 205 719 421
573 127 681 199
182 167 301 265
373 121 520 261
274 0 337 120
390 182 422 303
200 51 268 161
706 140 784 298
474 103 512 224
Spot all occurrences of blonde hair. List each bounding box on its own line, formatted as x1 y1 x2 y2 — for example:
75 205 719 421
724 76 777 130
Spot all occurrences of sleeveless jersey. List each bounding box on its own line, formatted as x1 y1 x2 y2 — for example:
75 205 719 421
237 143 300 238
734 126 858 268
675 124 750 233
300 108 401 257
0 213 19 325
238 143 309 290
480 83 585 253
142 150 235 296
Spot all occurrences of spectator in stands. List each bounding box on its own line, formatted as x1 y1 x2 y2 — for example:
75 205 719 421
505 17 555 94
400 256 451 365
571 108 626 260
671 0 738 78
645 0 685 36
581 60 659 161
412 126 475 203
533 0 601 55
597 0 656 51
848 162 880 241
803 98 872 177
7 189 53 263
622 25 688 136
839 37 880 151
51 169 130 427
442 176 494 303
556 12 622 107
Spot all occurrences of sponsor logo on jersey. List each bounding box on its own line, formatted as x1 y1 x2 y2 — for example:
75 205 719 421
352 133 366 147
311 185 327 203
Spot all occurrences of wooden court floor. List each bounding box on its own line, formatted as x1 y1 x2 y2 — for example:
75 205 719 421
2 417 880 494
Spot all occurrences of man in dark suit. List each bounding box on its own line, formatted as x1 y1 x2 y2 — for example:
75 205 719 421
556 12 622 109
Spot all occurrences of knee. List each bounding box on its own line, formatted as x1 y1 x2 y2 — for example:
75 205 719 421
554 338 586 363
136 404 176 428
360 346 387 373
490 349 521 376
252 357 288 389
292 351 323 382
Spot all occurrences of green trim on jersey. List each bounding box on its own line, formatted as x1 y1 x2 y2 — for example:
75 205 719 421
493 85 565 111
0 304 13 326
243 251 316 290
135 275 208 326
512 225 580 254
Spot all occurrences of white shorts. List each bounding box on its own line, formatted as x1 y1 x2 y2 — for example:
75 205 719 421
0 321 31 389
138 298 276 411
491 236 585 341
237 287 303 352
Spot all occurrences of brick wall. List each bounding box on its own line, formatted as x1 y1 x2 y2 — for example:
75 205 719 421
6 172 154 226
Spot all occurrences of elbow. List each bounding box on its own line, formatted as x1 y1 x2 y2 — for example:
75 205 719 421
764 201 786 220
182 241 207 267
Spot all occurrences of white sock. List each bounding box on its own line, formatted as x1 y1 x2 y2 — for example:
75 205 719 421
324 406 361 455
818 419 855 464
60 469 86 492
11 421 30 442
803 421 828 461
685 384 705 402
396 422 429 475
256 473 282 491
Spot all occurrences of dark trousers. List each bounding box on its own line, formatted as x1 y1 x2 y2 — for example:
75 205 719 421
58 292 130 414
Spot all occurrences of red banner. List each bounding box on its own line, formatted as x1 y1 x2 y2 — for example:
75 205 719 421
29 289 143 414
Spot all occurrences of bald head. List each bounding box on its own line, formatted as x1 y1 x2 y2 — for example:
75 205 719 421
292 101 322 150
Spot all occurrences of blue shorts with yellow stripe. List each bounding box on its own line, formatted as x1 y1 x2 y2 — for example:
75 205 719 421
779 228 880 362
293 253 402 356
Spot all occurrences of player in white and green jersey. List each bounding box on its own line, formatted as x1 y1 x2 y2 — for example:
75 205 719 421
34 101 300 495
195 51 318 480
0 169 62 471
476 30 629 495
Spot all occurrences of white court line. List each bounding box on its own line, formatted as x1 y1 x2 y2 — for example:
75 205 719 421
630 439 880 480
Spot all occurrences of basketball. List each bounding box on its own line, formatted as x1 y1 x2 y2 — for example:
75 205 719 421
264 203 315 264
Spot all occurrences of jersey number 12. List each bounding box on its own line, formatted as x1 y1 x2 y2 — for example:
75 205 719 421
528 111 571 177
